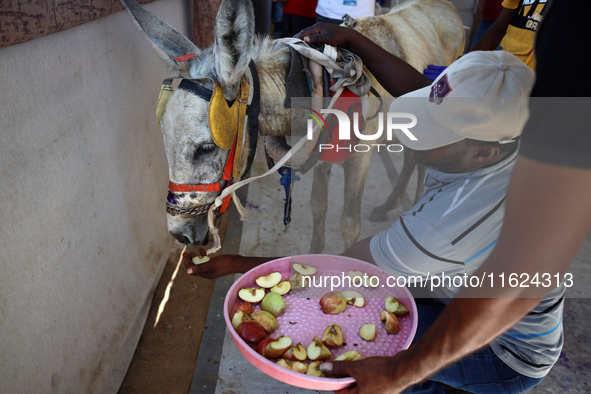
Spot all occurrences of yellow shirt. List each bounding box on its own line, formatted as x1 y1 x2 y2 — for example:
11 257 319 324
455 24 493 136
500 0 548 70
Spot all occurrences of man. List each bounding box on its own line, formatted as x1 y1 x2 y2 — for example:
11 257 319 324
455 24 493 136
472 0 550 69
293 2 591 393
186 43 566 390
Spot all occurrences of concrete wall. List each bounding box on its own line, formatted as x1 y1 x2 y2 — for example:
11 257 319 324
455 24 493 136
0 0 190 392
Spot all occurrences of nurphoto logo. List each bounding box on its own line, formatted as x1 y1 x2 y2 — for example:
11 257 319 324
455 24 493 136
304 108 418 153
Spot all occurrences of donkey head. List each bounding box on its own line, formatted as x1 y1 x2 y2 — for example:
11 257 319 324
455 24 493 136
122 0 256 245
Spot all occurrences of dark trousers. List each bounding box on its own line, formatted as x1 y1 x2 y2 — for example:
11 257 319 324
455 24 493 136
282 13 317 38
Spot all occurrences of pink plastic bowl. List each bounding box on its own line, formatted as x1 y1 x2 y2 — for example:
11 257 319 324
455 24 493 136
223 254 418 391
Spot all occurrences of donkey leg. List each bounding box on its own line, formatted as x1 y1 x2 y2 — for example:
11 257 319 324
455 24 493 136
309 162 331 253
369 148 416 222
340 152 372 250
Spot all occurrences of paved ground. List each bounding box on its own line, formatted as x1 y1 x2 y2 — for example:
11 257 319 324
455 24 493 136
190 145 591 393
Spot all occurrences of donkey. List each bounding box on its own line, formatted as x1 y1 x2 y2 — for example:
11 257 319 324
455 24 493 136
121 0 464 252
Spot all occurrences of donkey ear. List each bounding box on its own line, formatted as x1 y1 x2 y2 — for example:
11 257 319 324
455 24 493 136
122 0 201 73
213 0 255 100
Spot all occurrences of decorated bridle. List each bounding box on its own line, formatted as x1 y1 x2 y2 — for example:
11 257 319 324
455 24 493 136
157 54 260 219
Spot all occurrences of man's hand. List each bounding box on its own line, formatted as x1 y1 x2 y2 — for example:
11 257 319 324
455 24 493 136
321 356 408 394
182 252 241 278
182 252 277 279
294 23 355 48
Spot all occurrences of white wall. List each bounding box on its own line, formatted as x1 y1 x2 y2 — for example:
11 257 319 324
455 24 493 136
0 1 189 392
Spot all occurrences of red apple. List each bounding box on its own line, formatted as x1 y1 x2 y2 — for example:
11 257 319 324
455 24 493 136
319 291 347 314
236 320 267 344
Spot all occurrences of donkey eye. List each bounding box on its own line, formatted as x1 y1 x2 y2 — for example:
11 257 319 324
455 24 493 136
194 143 216 159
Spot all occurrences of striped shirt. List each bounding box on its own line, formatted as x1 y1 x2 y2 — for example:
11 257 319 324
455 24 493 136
370 148 564 378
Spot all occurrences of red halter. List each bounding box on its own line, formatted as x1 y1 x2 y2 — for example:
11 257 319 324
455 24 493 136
168 138 237 215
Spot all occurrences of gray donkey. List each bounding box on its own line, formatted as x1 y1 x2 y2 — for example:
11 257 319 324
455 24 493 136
121 0 464 252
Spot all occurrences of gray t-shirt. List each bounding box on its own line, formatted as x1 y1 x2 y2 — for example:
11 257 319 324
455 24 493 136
370 148 564 378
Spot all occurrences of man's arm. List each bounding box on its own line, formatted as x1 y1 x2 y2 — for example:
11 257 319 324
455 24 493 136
326 156 591 393
295 24 431 97
471 6 516 51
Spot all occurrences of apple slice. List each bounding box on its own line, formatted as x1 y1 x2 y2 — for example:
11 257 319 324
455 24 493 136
251 310 278 333
260 292 286 317
231 310 252 330
192 255 210 264
290 361 308 374
238 287 265 303
306 361 324 377
335 350 363 361
319 291 348 314
255 337 275 356
276 358 291 370
346 270 379 288
236 320 267 344
341 290 365 308
292 262 317 276
307 336 332 361
270 280 291 295
277 359 307 374
290 272 304 290
281 343 308 361
359 323 376 341
380 310 401 335
264 335 293 358
385 295 409 316
255 271 282 289
237 301 253 315
321 324 344 347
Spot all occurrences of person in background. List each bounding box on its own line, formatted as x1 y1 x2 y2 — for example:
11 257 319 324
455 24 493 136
278 0 319 38
472 0 549 69
315 0 375 25
469 0 504 49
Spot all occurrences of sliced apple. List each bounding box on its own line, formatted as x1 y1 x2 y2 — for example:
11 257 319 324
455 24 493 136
238 287 265 303
346 270 379 288
359 323 376 341
341 290 365 308
255 271 282 289
306 360 324 377
237 301 254 315
289 272 304 290
319 291 348 314
321 324 344 347
192 255 210 264
292 262 317 276
335 350 363 361
236 320 267 344
365 275 380 288
276 358 291 370
290 361 308 374
380 309 401 335
270 280 291 295
251 310 278 333
255 337 275 356
264 335 293 358
231 310 252 330
307 336 332 361
282 343 308 361
276 359 307 373
385 295 409 316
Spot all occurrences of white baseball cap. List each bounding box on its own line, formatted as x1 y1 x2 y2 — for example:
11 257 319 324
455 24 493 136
390 51 535 151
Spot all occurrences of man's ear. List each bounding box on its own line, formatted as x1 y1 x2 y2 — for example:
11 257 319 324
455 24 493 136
472 144 500 163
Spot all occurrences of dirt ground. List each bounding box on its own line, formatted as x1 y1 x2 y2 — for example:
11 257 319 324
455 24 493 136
117 239 221 393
